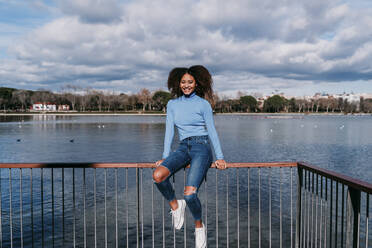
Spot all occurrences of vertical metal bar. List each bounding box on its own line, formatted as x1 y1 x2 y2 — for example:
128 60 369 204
136 168 139 248
126 168 129 248
226 171 229 248
216 169 218 248
259 168 261 248
320 176 323 248
248 168 250 248
269 168 272 248
162 197 165 248
51 168 54 248
184 169 187 248
307 171 310 248
296 166 303 248
9 169 13 248
83 168 86 248
105 168 107 248
115 168 118 248
291 167 293 248
341 184 345 248
0 168 2 248
41 168 44 248
345 187 361 248
365 193 369 248
73 168 75 248
141 169 144 248
94 169 97 248
172 175 175 248
303 170 307 248
205 173 208 243
324 178 328 248
335 182 338 248
237 168 239 248
311 172 314 248
280 167 283 248
20 169 23 248
315 173 319 248
62 168 64 248
152 169 155 248
330 180 333 248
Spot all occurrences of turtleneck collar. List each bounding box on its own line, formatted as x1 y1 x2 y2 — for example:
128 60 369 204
181 91 196 100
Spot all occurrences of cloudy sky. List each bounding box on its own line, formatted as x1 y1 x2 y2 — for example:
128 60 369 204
1 0 372 97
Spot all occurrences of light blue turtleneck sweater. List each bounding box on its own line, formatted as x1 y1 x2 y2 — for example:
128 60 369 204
162 92 224 160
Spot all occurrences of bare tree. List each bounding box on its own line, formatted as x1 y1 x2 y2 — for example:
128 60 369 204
137 88 151 111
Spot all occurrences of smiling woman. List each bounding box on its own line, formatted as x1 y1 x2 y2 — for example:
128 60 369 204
152 65 226 248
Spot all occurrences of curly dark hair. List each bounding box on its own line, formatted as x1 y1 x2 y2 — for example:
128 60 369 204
167 65 214 106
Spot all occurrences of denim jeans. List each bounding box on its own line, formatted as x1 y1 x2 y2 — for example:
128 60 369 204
155 135 213 221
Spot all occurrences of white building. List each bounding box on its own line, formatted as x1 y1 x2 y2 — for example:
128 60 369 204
32 102 57 111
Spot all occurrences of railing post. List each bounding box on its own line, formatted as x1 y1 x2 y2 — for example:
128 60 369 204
296 166 303 248
345 187 360 248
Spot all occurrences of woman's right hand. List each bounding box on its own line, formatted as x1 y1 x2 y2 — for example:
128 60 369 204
155 159 165 167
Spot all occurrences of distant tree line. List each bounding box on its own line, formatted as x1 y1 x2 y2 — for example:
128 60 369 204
1 86 372 114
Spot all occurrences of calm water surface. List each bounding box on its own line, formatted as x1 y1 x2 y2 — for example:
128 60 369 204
0 114 371 247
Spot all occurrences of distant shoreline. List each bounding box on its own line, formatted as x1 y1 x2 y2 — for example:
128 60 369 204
1 112 371 116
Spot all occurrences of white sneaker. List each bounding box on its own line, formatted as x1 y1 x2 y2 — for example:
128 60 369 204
195 223 206 248
170 200 186 230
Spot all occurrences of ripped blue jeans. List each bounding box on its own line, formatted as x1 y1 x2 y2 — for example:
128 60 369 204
155 135 213 221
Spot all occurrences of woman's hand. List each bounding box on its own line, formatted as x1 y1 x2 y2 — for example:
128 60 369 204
214 159 227 170
155 159 165 167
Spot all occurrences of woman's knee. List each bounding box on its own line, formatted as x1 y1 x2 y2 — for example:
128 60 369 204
184 186 197 203
152 166 170 183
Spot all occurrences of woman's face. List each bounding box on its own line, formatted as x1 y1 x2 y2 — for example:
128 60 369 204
180 73 197 95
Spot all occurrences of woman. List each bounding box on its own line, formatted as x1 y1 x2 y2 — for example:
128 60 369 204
153 65 227 248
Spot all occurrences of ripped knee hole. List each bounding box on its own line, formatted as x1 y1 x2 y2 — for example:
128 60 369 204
184 186 197 195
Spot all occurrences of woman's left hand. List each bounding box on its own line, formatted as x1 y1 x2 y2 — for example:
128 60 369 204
214 159 227 170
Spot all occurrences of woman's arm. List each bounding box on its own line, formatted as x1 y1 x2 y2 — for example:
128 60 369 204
203 101 224 160
162 101 174 159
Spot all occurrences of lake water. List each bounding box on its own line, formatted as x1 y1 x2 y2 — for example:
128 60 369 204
0 114 371 247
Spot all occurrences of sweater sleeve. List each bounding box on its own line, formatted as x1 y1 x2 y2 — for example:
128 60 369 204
162 101 174 159
203 101 224 160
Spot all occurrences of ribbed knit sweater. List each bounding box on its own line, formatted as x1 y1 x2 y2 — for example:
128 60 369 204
162 92 224 160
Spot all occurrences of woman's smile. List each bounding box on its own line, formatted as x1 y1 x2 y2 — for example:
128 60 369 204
180 73 196 95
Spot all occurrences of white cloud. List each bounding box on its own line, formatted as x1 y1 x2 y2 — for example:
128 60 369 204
1 0 372 96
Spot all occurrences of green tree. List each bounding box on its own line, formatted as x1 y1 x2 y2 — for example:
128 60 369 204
152 91 172 112
263 95 286 112
240 95 258 112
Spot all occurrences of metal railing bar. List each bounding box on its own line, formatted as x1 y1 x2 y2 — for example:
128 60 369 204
172 175 175 248
269 168 272 248
258 168 261 248
341 184 344 248
298 162 372 194
335 182 338 248
248 168 250 248
330 179 333 248
205 172 208 245
41 168 44 248
315 173 318 248
311 171 314 248
51 168 54 248
151 169 154 248
136 168 139 248
280 167 283 248
216 169 218 248
9 169 13 248
237 168 239 248
83 168 86 248
324 177 328 248
141 169 144 248
20 169 23 248
307 170 310 248
184 169 187 248
0 162 298 169
61 168 64 248
126 168 129 248
162 197 165 248
104 168 107 248
366 193 369 248
319 175 323 248
0 168 2 248
94 169 97 248
296 166 302 248
115 168 118 248
290 167 293 248
227 171 229 248
73 168 75 248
